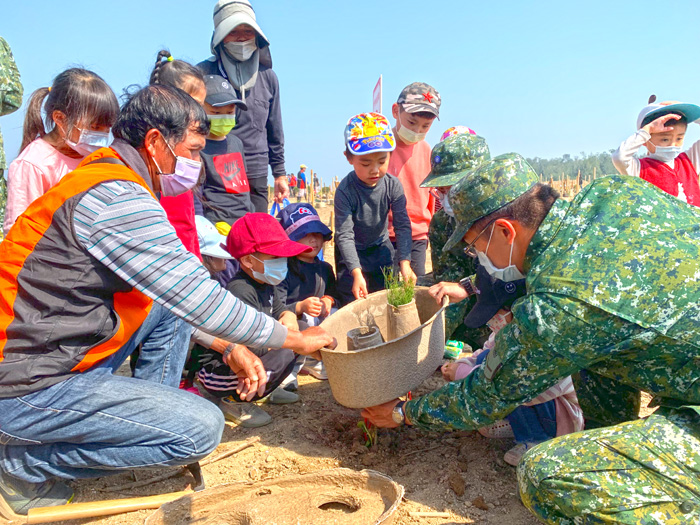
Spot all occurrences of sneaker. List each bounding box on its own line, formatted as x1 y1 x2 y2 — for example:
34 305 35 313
301 358 328 380
267 386 299 404
504 442 540 467
0 470 74 517
219 396 272 428
282 379 298 392
477 420 515 439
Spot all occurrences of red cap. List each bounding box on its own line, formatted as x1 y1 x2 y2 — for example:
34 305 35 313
226 213 312 259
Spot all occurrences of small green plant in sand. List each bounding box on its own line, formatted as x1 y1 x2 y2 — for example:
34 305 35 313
382 267 415 307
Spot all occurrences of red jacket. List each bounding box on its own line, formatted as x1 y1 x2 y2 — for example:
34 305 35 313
160 191 202 260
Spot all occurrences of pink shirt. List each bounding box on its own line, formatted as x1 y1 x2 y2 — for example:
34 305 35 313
4 138 81 234
388 137 435 241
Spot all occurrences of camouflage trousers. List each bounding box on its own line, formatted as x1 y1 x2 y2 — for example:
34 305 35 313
518 409 700 524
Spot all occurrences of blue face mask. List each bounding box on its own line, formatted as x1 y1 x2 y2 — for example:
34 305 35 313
650 144 682 163
251 256 288 285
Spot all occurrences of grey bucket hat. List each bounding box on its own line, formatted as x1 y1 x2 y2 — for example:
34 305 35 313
211 0 270 52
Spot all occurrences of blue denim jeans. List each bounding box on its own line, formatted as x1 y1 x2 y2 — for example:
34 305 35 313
0 303 224 483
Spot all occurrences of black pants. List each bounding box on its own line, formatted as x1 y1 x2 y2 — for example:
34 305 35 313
393 239 428 277
248 176 269 213
335 240 394 306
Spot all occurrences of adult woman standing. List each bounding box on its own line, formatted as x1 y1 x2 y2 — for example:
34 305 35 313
198 0 288 213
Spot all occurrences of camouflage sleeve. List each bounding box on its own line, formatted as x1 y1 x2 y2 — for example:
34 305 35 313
405 293 614 432
0 37 23 116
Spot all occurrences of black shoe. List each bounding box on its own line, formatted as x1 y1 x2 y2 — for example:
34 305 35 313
0 470 73 516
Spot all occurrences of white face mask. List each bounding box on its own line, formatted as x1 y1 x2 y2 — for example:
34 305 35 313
649 144 682 163
65 127 112 157
251 255 288 286
396 114 427 144
224 38 257 61
476 225 526 282
440 192 454 217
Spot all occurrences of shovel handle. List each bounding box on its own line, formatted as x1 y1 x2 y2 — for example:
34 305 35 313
25 490 192 524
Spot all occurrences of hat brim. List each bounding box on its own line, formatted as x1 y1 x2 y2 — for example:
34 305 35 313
463 297 501 329
420 166 473 188
206 93 248 110
641 103 700 128
259 239 312 258
287 221 332 243
443 220 472 253
212 12 270 50
401 103 439 119
347 136 395 155
200 244 234 260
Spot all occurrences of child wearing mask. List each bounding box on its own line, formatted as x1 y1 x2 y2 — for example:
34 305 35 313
387 82 441 277
439 264 584 466
276 203 338 387
196 74 253 228
612 97 700 207
197 213 309 427
4 68 118 234
335 112 415 305
149 50 208 258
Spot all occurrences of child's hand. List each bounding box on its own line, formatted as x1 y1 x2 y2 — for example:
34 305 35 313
351 269 368 300
320 296 334 317
643 113 682 135
441 361 459 382
399 261 416 286
300 297 323 317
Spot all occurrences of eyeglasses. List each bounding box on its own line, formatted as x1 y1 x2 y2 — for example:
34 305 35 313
463 219 496 258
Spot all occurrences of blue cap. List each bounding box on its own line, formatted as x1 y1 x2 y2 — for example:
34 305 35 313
463 263 526 328
276 203 332 242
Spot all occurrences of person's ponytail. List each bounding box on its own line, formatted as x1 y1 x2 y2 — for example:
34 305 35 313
19 87 50 153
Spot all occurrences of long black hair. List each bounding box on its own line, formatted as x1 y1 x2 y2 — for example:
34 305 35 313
20 68 118 153
149 50 205 94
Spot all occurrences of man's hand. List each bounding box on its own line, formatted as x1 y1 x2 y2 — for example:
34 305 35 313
274 177 290 203
283 325 337 358
399 260 416 285
643 113 682 135
361 398 403 428
299 297 323 317
351 268 368 300
429 281 468 305
223 344 268 401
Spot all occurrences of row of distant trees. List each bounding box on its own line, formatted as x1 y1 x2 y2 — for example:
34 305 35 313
526 151 617 180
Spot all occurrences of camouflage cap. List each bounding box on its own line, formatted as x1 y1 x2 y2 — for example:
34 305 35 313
420 134 490 188
443 153 539 252
397 82 441 118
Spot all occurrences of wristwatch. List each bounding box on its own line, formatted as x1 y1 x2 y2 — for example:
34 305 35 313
391 401 407 425
223 343 236 361
459 275 478 296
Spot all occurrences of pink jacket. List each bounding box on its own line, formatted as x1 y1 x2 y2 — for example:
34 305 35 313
4 138 81 234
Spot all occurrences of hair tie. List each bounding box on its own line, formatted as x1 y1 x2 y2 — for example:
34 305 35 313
167 56 174 62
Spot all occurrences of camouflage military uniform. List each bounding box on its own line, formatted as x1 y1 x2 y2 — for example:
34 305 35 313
422 133 491 344
405 159 700 523
0 37 23 173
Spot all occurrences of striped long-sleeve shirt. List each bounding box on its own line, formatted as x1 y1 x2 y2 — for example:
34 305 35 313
72 152 287 350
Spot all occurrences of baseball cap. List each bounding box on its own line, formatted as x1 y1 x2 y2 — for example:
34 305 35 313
226 213 311 259
463 264 526 328
300 164 306 169
637 101 700 129
440 126 476 142
397 82 441 118
211 0 269 51
443 153 539 253
277 203 332 242
344 112 396 156
204 74 247 110
195 215 233 259
420 134 491 188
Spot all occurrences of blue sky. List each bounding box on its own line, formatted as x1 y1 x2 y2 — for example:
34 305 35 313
2 0 700 184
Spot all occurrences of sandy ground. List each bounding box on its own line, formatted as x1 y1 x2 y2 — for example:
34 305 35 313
54 198 654 524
